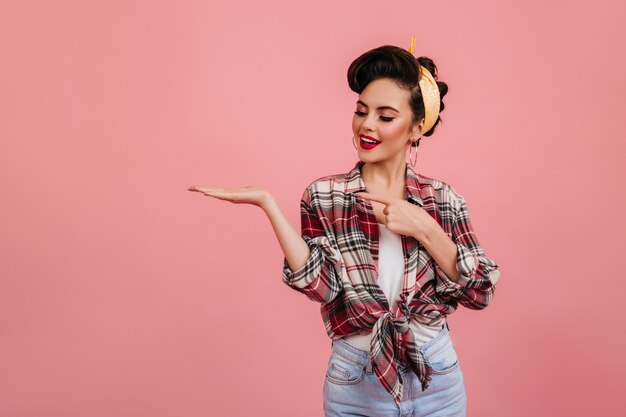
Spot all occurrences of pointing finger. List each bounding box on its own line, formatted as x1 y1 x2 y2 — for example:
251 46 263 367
354 192 394 205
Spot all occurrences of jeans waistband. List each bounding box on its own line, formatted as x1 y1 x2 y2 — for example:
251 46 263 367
331 322 451 373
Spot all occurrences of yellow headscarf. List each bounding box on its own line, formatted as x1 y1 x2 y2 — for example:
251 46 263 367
408 34 441 135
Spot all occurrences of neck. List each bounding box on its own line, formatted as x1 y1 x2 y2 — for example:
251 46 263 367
361 157 408 194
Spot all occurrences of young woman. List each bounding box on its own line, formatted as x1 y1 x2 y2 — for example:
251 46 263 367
188 41 501 417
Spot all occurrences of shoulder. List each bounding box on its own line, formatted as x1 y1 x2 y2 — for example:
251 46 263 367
297 171 351 207
303 171 351 195
416 172 465 208
415 171 447 191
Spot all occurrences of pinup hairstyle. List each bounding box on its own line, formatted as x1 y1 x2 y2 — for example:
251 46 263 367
347 45 449 145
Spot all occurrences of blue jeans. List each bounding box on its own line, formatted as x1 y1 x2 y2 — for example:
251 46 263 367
323 323 467 417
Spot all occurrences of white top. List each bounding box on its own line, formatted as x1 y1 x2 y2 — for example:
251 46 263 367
342 223 444 350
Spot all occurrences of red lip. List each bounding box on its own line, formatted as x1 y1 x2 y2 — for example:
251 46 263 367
359 134 381 150
360 134 380 142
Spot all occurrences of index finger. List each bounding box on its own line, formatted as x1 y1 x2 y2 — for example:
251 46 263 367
354 192 394 205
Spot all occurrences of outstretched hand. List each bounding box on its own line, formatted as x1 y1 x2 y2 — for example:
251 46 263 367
354 192 436 240
187 185 272 208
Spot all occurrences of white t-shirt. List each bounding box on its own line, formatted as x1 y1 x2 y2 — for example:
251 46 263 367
342 223 444 350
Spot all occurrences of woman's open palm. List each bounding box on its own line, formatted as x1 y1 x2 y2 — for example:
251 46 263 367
187 185 270 207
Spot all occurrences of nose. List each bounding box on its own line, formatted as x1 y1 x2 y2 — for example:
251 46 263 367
361 113 376 132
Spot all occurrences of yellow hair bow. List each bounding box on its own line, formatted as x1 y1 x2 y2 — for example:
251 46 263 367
408 34 441 135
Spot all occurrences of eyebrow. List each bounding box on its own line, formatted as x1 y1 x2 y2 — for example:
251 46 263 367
356 100 399 113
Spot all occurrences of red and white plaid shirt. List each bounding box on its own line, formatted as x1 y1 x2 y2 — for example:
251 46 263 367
282 160 501 405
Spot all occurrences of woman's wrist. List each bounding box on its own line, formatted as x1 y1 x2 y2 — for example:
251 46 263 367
259 191 278 213
412 216 438 243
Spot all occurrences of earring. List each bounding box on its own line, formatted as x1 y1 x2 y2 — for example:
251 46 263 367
352 135 358 149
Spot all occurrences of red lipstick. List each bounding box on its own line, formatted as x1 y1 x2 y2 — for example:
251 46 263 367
359 134 381 150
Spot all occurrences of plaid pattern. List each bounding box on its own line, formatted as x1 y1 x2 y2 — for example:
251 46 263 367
282 160 501 405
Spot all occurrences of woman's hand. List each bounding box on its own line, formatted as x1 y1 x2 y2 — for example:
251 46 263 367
187 185 273 209
188 184 317 291
354 192 437 241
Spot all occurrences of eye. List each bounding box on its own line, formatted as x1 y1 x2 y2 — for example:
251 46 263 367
353 111 395 122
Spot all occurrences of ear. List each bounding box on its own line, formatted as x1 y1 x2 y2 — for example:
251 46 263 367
411 119 424 138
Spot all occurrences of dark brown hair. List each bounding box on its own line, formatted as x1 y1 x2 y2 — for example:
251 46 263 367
347 45 449 147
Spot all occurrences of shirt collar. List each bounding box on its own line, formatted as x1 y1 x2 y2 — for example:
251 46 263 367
345 160 425 207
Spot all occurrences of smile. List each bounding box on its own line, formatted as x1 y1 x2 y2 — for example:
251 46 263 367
360 134 381 149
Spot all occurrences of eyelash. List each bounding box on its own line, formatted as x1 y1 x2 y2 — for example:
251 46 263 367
354 110 395 122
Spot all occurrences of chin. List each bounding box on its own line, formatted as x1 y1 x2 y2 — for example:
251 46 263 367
357 153 380 163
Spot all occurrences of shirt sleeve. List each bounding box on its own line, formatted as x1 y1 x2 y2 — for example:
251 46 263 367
281 186 344 303
435 191 501 310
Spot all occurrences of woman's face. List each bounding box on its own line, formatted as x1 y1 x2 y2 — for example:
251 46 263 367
351 78 423 162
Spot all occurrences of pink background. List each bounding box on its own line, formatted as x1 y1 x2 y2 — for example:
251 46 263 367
1 1 624 416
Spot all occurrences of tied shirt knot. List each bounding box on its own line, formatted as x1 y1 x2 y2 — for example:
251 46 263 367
369 302 434 405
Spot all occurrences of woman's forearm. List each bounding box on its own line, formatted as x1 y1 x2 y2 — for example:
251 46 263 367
261 195 311 272
416 220 462 283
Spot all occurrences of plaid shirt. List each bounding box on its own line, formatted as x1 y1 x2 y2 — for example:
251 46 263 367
282 160 501 405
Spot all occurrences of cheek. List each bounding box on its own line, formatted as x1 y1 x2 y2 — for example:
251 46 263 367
381 122 408 140
351 116 360 132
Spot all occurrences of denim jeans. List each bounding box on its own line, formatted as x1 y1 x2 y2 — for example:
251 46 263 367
323 323 467 417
